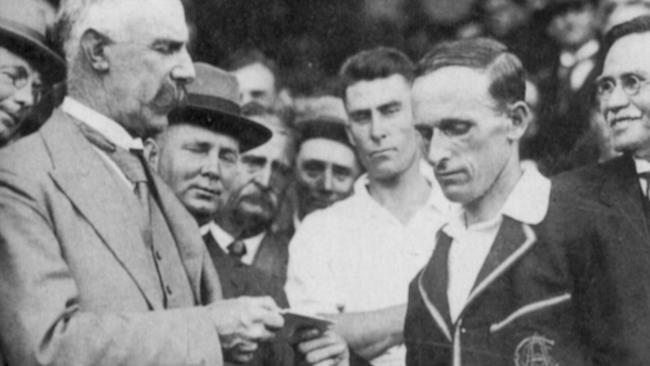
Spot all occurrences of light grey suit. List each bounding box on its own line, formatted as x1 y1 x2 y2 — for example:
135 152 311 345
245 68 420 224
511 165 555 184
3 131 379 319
0 109 224 366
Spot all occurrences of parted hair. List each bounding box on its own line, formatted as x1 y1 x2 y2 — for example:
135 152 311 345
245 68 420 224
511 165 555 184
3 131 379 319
338 47 415 100
417 37 526 108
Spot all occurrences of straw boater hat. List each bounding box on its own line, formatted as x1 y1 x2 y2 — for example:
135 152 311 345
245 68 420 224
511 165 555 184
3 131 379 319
168 62 272 152
0 0 66 83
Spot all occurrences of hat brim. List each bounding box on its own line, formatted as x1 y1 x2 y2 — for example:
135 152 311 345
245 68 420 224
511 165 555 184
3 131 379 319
169 106 272 152
0 21 66 84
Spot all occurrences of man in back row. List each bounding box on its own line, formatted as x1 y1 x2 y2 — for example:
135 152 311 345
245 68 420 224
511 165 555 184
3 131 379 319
286 47 450 366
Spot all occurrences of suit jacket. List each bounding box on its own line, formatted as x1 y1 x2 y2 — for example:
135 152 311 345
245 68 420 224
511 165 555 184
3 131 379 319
0 110 224 366
252 230 291 288
552 155 650 365
404 181 609 366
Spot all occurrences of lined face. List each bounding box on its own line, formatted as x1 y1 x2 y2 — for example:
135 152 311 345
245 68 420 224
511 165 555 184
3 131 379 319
598 32 650 158
0 47 42 146
344 74 420 182
153 123 240 220
413 67 519 204
231 124 294 228
101 0 195 137
295 138 360 217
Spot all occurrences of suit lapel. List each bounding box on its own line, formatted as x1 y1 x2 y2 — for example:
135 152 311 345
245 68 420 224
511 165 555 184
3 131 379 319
44 111 163 309
149 173 205 304
461 218 538 319
599 156 650 244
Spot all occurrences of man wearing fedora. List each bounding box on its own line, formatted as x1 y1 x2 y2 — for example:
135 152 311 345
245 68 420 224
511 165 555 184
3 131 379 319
145 62 352 366
0 0 65 148
0 1 294 365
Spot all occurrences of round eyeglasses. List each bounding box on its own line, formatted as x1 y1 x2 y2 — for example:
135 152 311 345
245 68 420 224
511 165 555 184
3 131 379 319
0 66 44 104
596 73 650 101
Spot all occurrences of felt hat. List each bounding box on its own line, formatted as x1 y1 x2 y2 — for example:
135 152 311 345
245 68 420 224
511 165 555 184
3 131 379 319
0 1 66 83
169 62 272 152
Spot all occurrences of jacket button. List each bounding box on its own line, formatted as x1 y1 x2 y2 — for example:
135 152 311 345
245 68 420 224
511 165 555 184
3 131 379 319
166 285 173 295
461 328 467 334
155 251 162 261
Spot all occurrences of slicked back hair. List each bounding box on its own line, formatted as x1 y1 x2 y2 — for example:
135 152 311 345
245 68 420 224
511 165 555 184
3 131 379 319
603 15 650 57
338 47 415 101
416 38 526 109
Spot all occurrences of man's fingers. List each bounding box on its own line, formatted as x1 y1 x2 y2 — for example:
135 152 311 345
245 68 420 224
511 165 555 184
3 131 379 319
297 331 338 354
303 343 348 365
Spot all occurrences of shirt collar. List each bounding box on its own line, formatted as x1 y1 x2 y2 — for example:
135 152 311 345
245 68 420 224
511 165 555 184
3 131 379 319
446 165 550 232
560 39 599 68
353 159 453 213
634 158 650 175
62 97 143 151
205 221 266 255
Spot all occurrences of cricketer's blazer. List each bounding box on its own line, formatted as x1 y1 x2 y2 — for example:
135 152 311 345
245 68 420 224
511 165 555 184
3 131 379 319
0 110 225 366
404 172 608 366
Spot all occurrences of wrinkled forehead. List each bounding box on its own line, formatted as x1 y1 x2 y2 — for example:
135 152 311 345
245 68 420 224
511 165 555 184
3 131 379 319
603 32 650 76
90 0 188 42
297 138 357 165
243 131 293 165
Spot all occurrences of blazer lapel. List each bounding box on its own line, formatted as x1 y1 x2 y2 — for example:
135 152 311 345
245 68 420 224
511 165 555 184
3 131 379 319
252 232 288 284
461 218 538 317
599 156 650 244
44 111 163 309
149 172 205 304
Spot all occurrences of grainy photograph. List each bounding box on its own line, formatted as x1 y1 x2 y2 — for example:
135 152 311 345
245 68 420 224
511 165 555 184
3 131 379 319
0 0 648 365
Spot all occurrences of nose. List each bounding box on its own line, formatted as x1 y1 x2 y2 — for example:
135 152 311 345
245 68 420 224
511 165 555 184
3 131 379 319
12 83 36 109
602 82 631 115
252 164 272 188
427 131 451 169
200 154 220 180
319 167 334 192
171 46 196 85
370 115 387 141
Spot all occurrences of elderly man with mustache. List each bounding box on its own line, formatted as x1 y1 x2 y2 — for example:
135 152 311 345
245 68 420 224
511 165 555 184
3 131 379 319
0 0 288 365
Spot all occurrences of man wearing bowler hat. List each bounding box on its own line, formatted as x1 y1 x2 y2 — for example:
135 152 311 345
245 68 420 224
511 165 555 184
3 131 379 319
0 0 65 147
146 62 352 366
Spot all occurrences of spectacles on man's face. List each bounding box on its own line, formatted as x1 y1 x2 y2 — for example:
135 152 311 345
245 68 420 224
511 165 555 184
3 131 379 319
596 72 650 102
0 66 44 104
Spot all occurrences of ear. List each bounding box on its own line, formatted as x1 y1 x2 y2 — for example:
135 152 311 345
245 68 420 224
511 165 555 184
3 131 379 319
143 137 160 171
80 28 111 72
505 100 531 142
344 123 357 147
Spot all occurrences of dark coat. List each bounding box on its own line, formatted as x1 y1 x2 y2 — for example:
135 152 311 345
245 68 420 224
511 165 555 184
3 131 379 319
404 179 608 366
552 155 650 365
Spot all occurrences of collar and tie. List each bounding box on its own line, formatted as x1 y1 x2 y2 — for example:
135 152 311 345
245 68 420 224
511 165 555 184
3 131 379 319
78 123 152 222
227 239 248 260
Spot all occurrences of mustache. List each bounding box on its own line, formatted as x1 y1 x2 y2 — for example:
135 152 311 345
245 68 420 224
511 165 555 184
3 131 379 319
151 82 188 113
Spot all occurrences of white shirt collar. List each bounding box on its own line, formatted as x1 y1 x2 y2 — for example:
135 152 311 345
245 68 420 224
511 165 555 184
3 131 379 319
62 97 143 151
446 166 550 233
202 221 266 265
353 159 453 214
634 158 650 175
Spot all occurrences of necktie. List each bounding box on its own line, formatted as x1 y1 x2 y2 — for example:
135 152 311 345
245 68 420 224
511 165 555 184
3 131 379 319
78 123 151 225
421 230 453 327
227 239 247 260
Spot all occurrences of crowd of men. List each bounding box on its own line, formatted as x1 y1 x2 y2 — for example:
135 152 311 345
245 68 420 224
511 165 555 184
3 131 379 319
3 0 650 365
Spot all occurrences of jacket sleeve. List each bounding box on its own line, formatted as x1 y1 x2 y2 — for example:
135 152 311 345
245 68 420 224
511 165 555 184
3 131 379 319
0 171 223 366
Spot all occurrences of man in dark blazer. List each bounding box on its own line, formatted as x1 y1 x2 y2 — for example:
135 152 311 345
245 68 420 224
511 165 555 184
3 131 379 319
0 1 287 365
552 15 650 365
407 37 608 365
